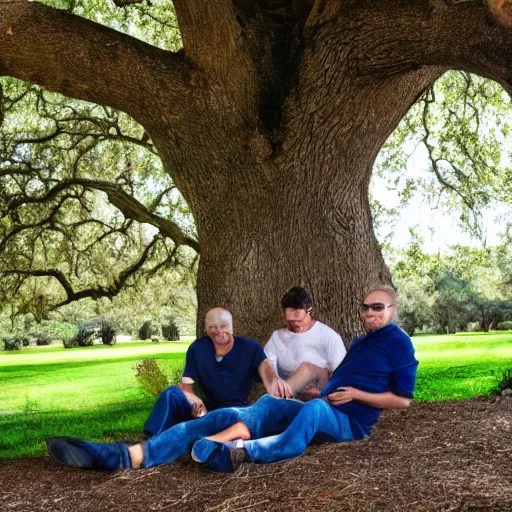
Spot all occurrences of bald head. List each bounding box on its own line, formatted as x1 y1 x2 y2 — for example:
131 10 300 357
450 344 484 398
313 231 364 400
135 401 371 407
204 307 233 332
204 307 234 355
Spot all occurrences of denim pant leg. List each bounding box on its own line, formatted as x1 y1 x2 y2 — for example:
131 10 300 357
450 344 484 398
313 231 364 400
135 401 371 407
143 407 245 467
244 399 354 464
143 386 193 437
142 396 305 468
237 395 306 438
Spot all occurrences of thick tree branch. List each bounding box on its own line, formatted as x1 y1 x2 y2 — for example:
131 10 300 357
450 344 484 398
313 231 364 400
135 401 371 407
0 1 192 125
5 177 199 252
339 0 512 93
1 235 163 308
173 0 241 71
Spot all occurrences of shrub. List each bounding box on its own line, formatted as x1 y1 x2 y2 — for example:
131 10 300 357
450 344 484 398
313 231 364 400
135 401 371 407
3 336 22 351
151 334 160 343
68 317 116 347
162 317 180 341
62 336 78 349
139 320 160 341
491 368 512 396
133 359 170 397
100 319 116 345
34 333 53 346
21 336 31 347
497 321 512 331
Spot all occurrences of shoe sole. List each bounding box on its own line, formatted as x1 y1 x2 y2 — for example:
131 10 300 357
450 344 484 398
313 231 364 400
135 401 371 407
46 437 94 468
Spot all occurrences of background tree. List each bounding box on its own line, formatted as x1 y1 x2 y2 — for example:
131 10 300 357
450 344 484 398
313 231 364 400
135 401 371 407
390 233 512 335
2 0 512 343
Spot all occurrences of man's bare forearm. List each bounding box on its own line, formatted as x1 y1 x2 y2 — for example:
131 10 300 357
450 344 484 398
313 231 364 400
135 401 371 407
355 390 411 409
179 382 203 405
327 387 411 409
258 358 279 391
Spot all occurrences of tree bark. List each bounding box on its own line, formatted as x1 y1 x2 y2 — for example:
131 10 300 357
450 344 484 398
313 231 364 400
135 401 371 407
2 0 512 343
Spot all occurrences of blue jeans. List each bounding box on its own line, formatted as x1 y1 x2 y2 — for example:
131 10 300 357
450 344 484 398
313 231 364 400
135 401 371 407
143 386 194 437
142 395 353 467
244 398 354 463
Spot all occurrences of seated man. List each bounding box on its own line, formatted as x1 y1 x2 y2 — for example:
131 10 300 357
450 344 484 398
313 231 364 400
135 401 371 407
46 286 418 472
142 306 291 437
265 287 346 399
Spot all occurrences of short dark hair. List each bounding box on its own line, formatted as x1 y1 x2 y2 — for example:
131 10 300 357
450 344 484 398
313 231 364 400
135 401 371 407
281 287 312 311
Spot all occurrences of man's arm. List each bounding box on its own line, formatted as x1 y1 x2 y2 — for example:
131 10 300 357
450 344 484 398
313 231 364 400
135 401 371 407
179 382 208 417
257 359 293 399
326 387 411 409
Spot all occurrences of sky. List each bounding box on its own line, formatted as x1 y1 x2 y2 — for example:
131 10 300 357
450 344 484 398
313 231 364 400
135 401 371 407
371 147 511 253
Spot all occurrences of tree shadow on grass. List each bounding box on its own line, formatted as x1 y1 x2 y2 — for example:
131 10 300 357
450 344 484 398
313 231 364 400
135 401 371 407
0 400 152 459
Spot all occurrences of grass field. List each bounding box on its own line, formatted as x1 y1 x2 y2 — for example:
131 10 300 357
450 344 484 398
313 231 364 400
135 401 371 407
413 332 512 400
1 332 511 459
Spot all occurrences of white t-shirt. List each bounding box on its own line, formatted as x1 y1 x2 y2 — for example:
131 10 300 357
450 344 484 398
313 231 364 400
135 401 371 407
264 321 346 378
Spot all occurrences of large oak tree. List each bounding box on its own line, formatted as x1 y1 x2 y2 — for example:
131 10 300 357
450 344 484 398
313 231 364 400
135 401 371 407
1 0 512 342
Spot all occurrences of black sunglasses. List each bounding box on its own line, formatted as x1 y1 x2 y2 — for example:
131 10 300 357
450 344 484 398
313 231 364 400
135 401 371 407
360 302 394 312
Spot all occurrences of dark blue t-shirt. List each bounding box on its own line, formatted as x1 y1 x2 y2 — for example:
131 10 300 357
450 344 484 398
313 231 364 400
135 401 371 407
321 323 418 439
183 335 267 410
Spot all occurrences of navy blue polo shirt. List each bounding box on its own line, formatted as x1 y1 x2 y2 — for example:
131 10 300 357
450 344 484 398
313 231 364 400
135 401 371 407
183 335 267 410
321 323 418 439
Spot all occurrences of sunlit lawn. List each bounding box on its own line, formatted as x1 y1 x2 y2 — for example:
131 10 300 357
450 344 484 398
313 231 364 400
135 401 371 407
413 332 512 400
1 332 511 459
0 341 191 459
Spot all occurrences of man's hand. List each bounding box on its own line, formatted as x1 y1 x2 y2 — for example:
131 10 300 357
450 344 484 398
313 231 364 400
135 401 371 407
298 387 321 401
191 401 208 418
326 386 360 406
270 378 293 399
326 387 412 409
258 359 293 399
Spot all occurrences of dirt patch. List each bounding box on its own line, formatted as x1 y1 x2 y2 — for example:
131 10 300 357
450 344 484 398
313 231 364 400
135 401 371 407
1 398 511 512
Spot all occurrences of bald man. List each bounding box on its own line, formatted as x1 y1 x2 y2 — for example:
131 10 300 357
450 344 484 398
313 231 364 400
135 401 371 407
143 307 289 437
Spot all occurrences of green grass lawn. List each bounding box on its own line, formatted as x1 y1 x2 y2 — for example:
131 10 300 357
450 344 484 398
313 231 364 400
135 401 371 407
1 333 511 460
0 341 191 459
413 332 512 400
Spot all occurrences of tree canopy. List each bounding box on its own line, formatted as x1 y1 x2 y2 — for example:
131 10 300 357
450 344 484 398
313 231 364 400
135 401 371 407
2 0 512 342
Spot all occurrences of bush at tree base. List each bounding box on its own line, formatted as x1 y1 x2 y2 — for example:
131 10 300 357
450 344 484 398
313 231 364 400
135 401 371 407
497 321 512 331
133 359 171 397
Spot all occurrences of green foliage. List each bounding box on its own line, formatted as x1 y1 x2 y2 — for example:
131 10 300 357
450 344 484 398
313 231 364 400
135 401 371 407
2 336 22 351
132 358 182 398
0 73 197 323
498 321 512 330
390 231 512 334
374 71 512 239
162 317 180 341
490 368 512 396
139 320 161 340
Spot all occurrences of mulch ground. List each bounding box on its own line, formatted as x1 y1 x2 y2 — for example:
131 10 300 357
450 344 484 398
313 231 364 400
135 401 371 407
1 398 511 512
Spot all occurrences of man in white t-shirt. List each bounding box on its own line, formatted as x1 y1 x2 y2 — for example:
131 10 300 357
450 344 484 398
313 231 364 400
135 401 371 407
265 287 347 400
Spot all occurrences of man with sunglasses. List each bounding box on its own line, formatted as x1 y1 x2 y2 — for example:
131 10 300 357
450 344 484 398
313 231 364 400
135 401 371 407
45 286 418 472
